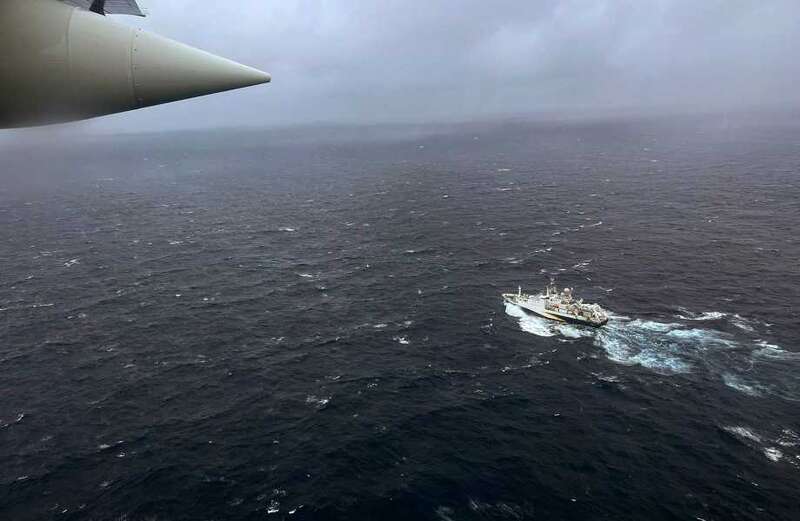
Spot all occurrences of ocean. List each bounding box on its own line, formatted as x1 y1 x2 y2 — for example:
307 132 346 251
1 115 798 520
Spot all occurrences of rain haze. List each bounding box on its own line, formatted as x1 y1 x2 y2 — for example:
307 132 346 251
85 0 800 131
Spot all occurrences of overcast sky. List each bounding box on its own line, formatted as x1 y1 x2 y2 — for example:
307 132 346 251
82 0 800 131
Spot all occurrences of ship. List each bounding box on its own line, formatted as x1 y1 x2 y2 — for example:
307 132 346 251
503 284 609 327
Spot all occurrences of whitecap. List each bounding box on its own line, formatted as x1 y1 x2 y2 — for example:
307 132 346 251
278 227 296 232
764 447 783 462
593 373 620 384
677 310 727 321
393 336 410 345
305 395 330 408
777 429 800 447
723 425 762 443
729 314 755 332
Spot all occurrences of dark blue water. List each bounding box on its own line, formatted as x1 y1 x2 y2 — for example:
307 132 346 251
1 116 799 520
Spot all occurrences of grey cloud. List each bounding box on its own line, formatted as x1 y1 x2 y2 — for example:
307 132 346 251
83 0 800 131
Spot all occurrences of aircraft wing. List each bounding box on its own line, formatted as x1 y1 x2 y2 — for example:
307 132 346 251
61 0 145 17
0 0 270 129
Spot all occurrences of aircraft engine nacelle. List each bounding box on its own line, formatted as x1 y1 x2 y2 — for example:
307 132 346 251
0 0 270 128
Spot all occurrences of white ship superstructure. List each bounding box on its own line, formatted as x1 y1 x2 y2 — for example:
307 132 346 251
503 284 609 327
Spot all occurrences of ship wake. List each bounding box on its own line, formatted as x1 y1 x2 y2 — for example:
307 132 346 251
504 303 799 397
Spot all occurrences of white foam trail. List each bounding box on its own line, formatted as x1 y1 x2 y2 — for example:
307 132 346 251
506 304 697 373
596 324 691 374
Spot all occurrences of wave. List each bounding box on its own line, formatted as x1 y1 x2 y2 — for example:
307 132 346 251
753 342 800 361
305 395 331 409
723 425 761 443
731 314 757 332
676 309 762 333
722 373 763 397
721 425 797 466
676 310 727 321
